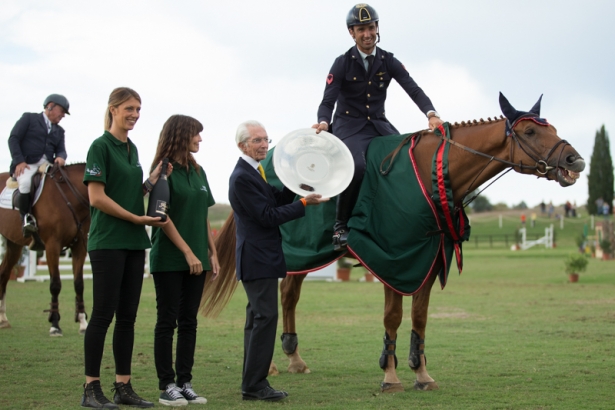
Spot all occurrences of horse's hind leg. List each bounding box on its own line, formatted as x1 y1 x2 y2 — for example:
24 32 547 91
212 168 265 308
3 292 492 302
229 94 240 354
44 242 63 337
381 285 404 392
0 240 23 329
279 274 310 374
409 271 438 391
71 244 88 335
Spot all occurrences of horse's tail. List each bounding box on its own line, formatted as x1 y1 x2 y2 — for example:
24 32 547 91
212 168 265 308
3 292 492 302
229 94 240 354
199 211 238 318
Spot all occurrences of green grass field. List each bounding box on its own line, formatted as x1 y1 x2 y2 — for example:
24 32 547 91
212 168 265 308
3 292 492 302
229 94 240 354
1 211 614 409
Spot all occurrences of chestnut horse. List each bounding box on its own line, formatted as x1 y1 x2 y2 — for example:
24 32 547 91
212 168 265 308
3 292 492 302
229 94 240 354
0 163 90 336
202 94 585 391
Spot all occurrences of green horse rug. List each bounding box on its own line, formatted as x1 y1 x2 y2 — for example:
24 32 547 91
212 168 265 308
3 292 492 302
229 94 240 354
262 125 470 295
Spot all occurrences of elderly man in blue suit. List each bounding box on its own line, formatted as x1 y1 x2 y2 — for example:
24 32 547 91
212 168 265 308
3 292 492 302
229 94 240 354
8 94 70 237
229 120 327 402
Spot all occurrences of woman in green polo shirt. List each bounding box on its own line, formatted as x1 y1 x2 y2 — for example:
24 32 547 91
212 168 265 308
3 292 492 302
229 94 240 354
81 87 167 409
148 114 219 406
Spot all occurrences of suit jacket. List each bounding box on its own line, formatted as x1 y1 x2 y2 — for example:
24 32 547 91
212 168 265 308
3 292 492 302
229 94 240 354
8 112 67 175
229 158 305 281
317 46 436 140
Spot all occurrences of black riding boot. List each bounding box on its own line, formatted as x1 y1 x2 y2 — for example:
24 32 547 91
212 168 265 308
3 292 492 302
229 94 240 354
17 192 37 238
333 177 363 251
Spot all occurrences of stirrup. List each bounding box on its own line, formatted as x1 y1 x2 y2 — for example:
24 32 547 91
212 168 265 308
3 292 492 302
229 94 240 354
22 214 38 237
332 229 348 252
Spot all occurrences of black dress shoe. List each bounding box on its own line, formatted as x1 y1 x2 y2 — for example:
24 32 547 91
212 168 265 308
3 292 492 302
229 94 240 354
242 386 288 401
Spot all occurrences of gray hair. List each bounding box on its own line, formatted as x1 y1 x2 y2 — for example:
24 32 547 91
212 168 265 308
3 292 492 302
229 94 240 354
235 120 264 150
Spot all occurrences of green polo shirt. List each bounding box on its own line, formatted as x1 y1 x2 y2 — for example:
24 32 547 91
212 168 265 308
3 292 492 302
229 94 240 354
149 163 215 273
83 131 151 251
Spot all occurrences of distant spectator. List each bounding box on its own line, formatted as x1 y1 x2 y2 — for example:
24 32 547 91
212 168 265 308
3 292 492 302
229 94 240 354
531 213 537 228
564 201 571 218
571 201 577 218
540 201 546 214
520 214 526 225
547 201 554 218
603 202 610 218
596 197 604 215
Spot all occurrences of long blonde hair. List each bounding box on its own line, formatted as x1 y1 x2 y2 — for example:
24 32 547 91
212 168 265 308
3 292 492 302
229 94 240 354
104 87 141 131
151 115 203 173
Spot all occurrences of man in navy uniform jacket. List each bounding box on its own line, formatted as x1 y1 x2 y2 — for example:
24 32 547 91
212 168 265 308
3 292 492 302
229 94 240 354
8 94 70 236
312 4 444 251
229 120 327 401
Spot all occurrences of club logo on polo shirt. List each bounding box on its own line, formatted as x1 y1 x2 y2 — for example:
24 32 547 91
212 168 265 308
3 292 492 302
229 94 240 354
200 186 208 193
86 164 102 176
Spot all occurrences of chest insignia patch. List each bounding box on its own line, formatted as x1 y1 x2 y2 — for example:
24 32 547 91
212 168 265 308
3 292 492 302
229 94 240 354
376 72 386 76
326 74 334 85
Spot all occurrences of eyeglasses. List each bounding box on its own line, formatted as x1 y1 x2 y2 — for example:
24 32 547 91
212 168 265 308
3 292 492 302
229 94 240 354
248 138 272 145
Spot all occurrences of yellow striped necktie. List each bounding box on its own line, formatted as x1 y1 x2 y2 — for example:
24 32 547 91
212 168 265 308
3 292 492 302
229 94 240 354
257 163 267 182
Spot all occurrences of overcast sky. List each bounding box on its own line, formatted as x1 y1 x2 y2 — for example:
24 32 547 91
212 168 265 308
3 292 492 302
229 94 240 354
1 0 613 209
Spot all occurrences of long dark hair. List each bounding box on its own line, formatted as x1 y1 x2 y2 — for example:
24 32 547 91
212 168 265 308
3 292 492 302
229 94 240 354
151 115 204 172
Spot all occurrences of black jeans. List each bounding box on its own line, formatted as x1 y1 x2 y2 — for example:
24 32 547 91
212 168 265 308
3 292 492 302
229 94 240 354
153 270 206 390
84 249 145 377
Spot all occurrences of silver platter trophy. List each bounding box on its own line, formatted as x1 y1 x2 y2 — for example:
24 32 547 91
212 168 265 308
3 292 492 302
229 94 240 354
273 128 354 198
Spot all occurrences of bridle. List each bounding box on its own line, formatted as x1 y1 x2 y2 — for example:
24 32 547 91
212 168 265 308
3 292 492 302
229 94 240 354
46 164 90 251
380 118 571 206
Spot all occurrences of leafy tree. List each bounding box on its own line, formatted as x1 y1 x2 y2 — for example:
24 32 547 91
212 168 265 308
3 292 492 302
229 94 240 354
471 195 493 213
587 125 614 215
513 201 528 210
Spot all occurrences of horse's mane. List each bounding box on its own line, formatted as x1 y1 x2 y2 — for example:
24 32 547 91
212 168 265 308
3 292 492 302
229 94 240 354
450 116 505 129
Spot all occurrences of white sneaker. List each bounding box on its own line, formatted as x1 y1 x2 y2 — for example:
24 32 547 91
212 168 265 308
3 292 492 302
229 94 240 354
179 383 208 404
159 383 189 407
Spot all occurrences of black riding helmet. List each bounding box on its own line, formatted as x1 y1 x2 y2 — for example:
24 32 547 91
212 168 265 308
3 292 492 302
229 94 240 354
346 4 380 42
44 94 70 115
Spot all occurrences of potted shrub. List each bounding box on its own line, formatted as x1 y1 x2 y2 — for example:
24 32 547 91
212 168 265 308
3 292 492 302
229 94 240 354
336 257 352 281
564 253 588 283
600 239 612 260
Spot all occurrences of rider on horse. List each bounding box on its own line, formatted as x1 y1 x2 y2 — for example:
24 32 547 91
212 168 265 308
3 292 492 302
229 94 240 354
7 94 70 237
311 3 444 251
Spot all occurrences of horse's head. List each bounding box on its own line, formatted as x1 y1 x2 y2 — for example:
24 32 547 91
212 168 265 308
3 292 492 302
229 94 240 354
499 93 585 187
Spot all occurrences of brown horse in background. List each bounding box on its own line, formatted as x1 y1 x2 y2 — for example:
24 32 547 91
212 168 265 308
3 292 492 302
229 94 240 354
201 95 586 391
0 163 90 336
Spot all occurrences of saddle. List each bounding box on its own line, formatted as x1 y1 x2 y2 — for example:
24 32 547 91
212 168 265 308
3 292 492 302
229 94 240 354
10 170 44 212
8 165 49 251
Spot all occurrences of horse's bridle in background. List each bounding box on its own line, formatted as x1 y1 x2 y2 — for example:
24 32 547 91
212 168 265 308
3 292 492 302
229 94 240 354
46 164 90 251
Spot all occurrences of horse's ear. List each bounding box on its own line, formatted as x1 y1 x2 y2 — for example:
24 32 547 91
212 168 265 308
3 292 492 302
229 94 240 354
499 92 519 120
529 94 543 116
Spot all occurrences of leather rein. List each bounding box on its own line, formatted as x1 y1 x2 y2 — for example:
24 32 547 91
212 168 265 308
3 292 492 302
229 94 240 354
46 165 90 251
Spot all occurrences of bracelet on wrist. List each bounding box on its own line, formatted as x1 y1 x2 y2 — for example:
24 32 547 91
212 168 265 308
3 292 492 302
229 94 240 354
300 198 307 206
143 178 154 192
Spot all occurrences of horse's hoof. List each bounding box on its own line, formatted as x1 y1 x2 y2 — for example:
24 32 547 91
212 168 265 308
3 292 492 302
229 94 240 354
380 382 404 393
0 320 11 329
49 327 63 337
413 380 438 391
268 362 279 376
287 364 311 374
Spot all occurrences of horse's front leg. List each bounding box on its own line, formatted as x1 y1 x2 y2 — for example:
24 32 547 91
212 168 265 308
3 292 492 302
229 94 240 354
44 243 63 337
0 240 23 329
279 273 310 374
409 271 438 390
71 244 88 335
381 285 404 392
